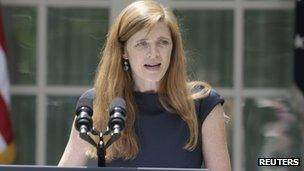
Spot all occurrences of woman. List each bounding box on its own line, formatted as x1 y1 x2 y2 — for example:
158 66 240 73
59 0 231 170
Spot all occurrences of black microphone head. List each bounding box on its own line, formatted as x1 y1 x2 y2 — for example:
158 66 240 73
75 88 95 133
110 97 126 110
109 97 126 132
75 88 95 113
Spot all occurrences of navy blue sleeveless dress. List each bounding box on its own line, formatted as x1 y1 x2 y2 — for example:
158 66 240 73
107 89 224 168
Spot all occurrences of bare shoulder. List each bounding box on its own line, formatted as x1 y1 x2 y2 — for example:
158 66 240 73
203 104 225 125
202 104 226 137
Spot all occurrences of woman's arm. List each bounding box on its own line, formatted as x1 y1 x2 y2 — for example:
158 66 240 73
58 117 91 166
201 104 231 171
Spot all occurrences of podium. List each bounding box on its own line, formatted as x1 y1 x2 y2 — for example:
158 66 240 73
0 165 210 171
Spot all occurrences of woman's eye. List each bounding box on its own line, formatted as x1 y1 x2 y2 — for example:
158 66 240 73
159 40 169 46
136 41 148 48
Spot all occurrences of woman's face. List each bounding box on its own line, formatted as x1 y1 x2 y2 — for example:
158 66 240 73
124 22 173 88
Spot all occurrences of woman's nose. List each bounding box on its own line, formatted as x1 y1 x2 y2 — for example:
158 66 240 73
148 44 160 58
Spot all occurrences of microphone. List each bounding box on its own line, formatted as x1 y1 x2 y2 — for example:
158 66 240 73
108 97 126 135
75 89 95 135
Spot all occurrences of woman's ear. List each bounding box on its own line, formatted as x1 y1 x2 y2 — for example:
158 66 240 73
122 53 128 59
122 48 128 59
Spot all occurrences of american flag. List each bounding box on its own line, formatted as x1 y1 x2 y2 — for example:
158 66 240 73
0 8 15 163
294 0 304 94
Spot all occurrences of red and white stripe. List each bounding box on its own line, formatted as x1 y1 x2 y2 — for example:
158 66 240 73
0 44 11 153
0 7 15 164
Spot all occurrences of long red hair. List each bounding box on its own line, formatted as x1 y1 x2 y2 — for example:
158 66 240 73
89 0 211 161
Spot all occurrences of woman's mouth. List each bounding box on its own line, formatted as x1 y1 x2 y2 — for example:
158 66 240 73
144 63 161 71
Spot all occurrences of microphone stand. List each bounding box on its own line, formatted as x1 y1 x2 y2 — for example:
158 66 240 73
78 127 121 167
97 129 106 167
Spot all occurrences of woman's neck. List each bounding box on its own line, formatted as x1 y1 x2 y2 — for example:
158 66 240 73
133 80 159 93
